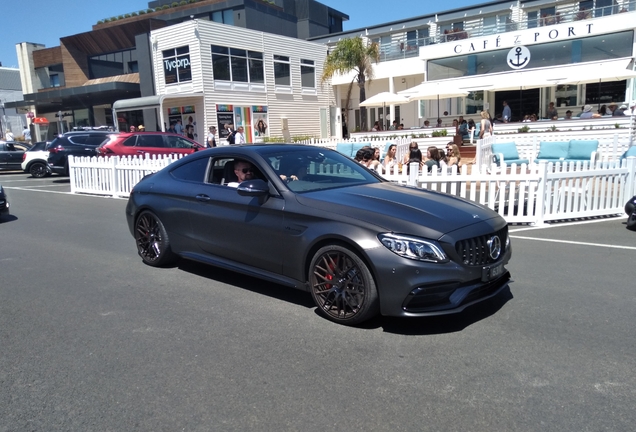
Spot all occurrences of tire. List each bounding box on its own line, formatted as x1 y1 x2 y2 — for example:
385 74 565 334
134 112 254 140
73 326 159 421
134 210 177 267
29 162 50 178
309 245 379 325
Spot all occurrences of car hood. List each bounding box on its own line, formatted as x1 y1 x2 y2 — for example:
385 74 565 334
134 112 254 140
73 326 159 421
294 182 501 238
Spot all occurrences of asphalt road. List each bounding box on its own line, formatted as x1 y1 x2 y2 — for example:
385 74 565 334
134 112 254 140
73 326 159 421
1 171 635 432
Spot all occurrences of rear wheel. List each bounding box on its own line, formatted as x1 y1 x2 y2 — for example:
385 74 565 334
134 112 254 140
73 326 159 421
29 162 50 178
309 245 379 325
134 211 177 266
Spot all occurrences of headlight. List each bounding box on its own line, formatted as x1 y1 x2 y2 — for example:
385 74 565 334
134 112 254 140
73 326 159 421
378 233 447 263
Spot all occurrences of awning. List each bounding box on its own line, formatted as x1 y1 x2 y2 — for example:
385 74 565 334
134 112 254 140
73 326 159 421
541 58 636 85
112 93 204 132
406 58 636 93
112 93 203 112
398 82 469 100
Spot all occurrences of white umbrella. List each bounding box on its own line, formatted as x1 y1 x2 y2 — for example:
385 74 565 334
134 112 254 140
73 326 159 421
400 82 469 117
359 91 411 107
359 92 410 129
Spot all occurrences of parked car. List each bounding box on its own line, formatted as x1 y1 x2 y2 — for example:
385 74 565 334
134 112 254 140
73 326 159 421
0 141 31 171
0 183 9 217
96 132 203 157
21 141 51 178
625 195 636 231
47 131 115 176
126 144 512 326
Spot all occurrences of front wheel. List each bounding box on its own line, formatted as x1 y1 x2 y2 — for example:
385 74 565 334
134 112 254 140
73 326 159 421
309 245 379 325
29 162 50 178
134 211 177 267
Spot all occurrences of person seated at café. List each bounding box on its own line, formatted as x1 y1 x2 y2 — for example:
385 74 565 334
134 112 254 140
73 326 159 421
389 120 398 130
436 118 443 127
467 118 479 138
439 149 448 165
458 119 469 141
564 110 573 120
397 123 404 130
371 121 381 132
522 114 531 122
546 102 558 120
403 142 422 165
597 105 608 116
445 143 462 167
383 144 398 169
423 146 442 173
579 105 594 119
227 159 255 187
613 104 627 117
422 120 431 128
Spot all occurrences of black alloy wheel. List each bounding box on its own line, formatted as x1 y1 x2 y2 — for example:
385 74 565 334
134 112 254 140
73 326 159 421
134 211 177 267
309 245 379 325
29 162 50 178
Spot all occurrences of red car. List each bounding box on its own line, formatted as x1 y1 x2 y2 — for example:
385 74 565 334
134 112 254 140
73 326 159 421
96 132 203 157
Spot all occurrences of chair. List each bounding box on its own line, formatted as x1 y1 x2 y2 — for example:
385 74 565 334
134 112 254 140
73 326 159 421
221 160 237 184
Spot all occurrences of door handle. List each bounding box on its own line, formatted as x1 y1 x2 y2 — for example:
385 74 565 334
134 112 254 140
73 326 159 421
196 194 211 202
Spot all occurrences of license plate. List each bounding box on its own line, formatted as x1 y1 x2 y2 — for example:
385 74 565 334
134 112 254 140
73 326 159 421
482 263 504 282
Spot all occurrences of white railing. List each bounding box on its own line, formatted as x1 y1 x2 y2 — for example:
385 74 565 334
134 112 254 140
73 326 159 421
68 153 636 226
377 158 636 225
69 154 184 197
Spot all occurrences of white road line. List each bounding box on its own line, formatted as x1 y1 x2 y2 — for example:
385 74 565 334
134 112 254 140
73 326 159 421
509 216 626 233
510 235 636 250
5 186 73 195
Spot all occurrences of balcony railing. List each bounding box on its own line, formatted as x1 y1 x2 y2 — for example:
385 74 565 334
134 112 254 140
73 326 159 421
376 0 635 63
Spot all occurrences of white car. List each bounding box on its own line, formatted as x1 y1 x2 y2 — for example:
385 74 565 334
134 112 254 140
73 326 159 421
21 141 51 178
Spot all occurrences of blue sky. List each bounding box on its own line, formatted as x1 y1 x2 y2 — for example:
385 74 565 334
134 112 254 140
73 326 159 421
1 0 479 69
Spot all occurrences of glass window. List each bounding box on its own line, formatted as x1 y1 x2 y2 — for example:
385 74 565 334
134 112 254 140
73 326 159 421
527 11 538 29
123 136 137 147
466 91 484 114
274 55 291 86
300 59 315 88
162 46 192 85
556 84 578 108
50 74 60 87
171 158 210 183
585 80 627 105
231 56 248 82
166 136 195 149
596 0 615 16
212 11 223 23
223 9 234 25
211 45 263 84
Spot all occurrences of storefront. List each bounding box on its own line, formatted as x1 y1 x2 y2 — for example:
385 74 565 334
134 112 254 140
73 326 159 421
115 19 334 143
411 11 636 121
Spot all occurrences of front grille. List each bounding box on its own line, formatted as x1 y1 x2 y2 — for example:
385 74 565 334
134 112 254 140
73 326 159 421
455 226 508 266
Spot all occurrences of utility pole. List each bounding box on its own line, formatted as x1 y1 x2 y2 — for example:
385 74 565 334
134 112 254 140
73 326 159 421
0 100 5 138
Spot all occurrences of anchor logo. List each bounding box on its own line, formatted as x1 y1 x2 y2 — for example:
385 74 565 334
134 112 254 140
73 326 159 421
507 46 531 70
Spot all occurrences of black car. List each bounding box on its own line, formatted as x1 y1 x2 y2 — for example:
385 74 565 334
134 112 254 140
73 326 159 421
126 145 512 325
0 183 9 216
0 141 30 171
47 131 115 175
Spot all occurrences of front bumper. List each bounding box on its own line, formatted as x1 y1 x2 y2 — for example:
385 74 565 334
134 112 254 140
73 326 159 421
0 195 9 215
367 226 512 318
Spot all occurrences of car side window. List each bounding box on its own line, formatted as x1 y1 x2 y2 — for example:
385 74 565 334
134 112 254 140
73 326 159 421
165 136 193 149
0 144 5 151
6 144 16 152
123 136 137 147
137 135 165 148
170 157 210 182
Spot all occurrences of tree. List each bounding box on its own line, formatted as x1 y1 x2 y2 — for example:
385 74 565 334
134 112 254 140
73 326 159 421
321 37 380 132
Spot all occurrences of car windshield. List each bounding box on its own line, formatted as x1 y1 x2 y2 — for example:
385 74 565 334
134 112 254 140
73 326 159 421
260 147 382 193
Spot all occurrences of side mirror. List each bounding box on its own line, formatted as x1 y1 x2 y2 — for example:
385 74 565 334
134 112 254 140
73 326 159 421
237 179 269 197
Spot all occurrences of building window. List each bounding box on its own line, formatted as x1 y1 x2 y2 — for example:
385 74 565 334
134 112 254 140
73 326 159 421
466 91 484 115
211 9 234 25
89 48 138 79
162 46 192 85
585 80 627 105
300 59 315 88
211 45 264 84
50 74 60 88
274 55 291 86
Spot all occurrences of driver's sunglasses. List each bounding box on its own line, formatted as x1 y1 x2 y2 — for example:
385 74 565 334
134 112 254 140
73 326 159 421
240 168 254 173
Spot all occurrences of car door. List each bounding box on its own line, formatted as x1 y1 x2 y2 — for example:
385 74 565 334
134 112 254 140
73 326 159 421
177 156 287 274
0 143 7 167
1 143 25 169
135 134 172 156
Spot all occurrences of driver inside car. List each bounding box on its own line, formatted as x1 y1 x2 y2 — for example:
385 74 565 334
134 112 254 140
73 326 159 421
227 159 255 187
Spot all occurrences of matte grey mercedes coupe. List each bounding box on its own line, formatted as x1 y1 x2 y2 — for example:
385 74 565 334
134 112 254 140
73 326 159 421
126 144 511 325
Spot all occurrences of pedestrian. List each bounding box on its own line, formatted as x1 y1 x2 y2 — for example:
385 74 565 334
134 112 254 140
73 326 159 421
207 126 217 147
23 125 31 143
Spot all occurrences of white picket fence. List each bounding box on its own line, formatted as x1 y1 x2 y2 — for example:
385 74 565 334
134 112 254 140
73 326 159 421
69 154 184 197
68 153 636 226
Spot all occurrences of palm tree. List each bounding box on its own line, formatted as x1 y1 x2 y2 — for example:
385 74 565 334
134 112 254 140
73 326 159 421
321 37 380 132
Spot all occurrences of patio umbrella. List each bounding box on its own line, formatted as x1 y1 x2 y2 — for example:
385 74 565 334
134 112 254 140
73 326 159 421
359 92 410 128
400 82 469 118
